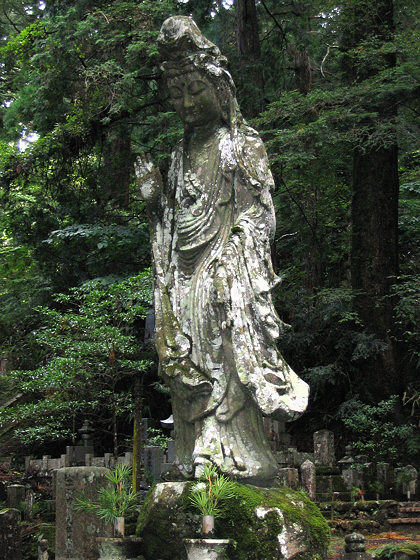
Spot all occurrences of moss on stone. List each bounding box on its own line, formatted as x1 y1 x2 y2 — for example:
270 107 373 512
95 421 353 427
136 482 200 560
218 484 330 560
137 482 330 560
374 543 420 559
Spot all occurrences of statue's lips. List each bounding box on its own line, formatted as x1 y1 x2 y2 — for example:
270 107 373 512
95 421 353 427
184 111 202 121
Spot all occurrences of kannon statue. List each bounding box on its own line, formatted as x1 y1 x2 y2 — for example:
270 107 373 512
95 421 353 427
136 16 309 485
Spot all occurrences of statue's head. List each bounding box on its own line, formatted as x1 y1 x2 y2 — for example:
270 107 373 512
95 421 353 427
158 16 240 130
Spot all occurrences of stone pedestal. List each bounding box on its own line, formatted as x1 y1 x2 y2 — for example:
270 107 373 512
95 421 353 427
55 466 114 560
0 509 22 560
184 539 232 560
137 481 329 560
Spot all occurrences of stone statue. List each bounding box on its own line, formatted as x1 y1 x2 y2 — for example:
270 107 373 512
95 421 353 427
38 538 49 560
136 16 309 485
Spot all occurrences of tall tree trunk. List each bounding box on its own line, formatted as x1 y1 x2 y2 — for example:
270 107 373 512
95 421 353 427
101 124 133 208
342 0 400 400
234 0 264 116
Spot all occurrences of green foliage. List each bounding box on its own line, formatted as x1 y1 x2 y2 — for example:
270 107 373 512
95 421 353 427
146 428 170 449
392 275 420 371
75 463 139 523
338 395 417 464
189 464 236 518
0 271 154 455
350 487 365 501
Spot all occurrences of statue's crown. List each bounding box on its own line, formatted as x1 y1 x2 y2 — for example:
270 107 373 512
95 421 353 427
158 15 230 80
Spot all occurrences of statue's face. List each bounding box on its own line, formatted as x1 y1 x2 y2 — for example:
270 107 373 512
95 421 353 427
167 71 222 128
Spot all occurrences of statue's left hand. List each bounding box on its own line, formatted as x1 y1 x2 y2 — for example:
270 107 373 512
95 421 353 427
134 153 163 202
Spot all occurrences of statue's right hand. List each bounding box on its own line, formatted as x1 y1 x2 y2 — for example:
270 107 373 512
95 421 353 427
134 152 163 201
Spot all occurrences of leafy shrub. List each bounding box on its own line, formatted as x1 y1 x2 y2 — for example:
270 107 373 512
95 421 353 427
338 395 418 465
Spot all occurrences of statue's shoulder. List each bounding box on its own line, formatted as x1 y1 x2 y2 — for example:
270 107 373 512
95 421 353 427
235 125 274 191
236 125 267 160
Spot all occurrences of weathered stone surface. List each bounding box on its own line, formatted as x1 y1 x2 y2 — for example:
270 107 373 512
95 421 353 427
342 464 364 492
137 481 330 560
376 463 393 498
38 538 49 560
6 484 26 508
344 533 369 560
0 508 22 560
277 467 299 489
136 14 309 485
338 444 355 468
96 536 143 560
184 538 232 560
314 430 335 467
301 459 316 500
55 466 113 560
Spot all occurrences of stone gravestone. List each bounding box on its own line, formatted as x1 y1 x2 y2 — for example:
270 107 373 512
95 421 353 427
142 446 164 482
376 462 393 498
314 429 335 468
136 14 309 487
277 467 299 489
301 459 316 500
6 484 26 509
0 508 22 560
55 466 113 560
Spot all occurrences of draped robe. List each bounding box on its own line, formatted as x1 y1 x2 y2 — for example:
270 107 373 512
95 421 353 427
148 125 309 483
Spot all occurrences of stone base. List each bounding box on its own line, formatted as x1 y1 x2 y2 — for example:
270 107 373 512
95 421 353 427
137 482 330 560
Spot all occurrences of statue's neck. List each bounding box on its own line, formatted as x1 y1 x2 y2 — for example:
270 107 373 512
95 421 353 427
185 121 221 149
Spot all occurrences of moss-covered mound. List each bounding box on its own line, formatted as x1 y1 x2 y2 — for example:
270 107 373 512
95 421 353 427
137 482 330 560
372 543 420 559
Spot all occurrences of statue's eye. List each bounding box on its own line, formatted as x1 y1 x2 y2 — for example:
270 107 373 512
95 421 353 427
168 86 182 99
189 81 206 96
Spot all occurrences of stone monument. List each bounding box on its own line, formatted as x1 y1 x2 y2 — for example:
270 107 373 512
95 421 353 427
136 15 309 486
55 466 113 560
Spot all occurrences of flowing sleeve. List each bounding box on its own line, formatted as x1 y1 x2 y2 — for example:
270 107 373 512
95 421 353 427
214 128 309 420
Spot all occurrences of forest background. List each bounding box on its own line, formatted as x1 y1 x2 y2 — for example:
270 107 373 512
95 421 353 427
0 0 419 469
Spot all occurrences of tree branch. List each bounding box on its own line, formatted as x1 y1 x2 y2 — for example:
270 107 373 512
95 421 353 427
259 0 287 44
2 9 22 33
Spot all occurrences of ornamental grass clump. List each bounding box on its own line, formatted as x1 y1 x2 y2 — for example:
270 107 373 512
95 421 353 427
189 463 236 518
75 464 139 526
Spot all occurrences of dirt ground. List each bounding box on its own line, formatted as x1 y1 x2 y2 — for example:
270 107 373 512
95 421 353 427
327 529 420 559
